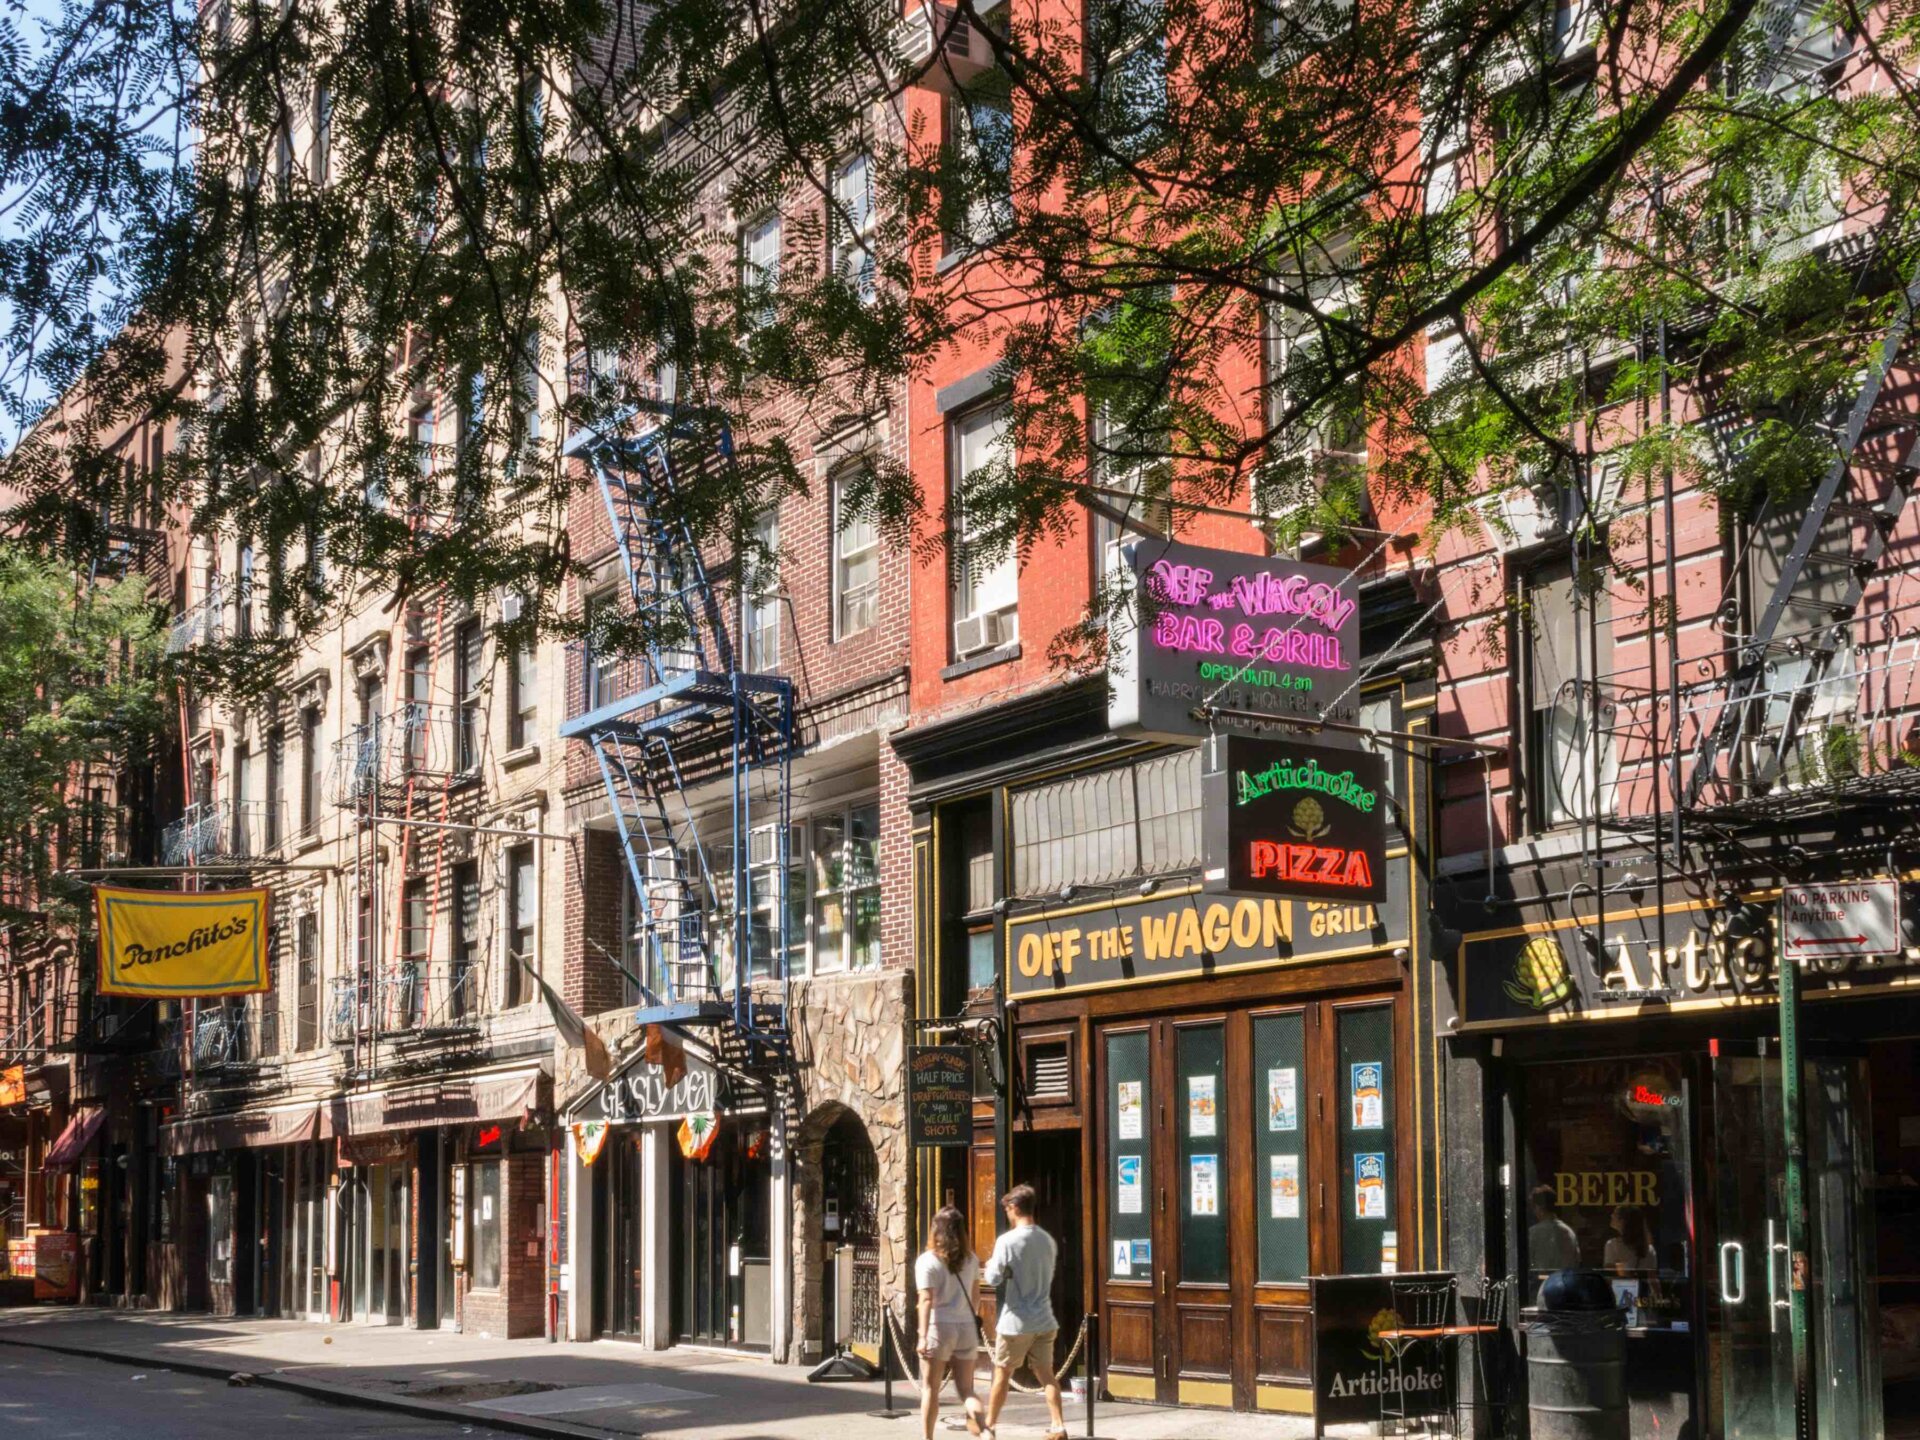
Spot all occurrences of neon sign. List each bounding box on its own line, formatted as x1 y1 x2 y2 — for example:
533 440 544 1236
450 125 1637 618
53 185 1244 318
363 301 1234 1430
1248 841 1376 890
1110 541 1362 743
1207 736 1389 904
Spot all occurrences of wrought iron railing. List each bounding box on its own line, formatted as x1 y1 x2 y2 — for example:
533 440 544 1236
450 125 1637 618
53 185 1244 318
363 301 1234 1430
166 580 226 654
325 976 360 1044
331 704 471 809
382 959 486 1033
161 800 288 864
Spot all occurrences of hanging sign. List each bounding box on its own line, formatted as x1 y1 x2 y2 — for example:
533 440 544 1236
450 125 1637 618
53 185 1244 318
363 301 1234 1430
907 1045 975 1147
573 1122 610 1166
1205 736 1388 903
95 886 271 997
1109 540 1363 743
1780 880 1901 960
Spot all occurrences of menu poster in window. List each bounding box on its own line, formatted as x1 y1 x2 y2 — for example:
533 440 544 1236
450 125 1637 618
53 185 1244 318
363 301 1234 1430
1268 1067 1298 1131
1117 1080 1143 1140
1270 1154 1301 1219
1350 1061 1384 1130
1117 1154 1144 1214
1132 1239 1151 1267
1190 1154 1220 1216
1355 1152 1387 1219
1188 1074 1217 1137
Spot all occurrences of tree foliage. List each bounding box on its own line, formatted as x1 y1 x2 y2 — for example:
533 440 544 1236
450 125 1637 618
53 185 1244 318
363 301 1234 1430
0 0 1915 689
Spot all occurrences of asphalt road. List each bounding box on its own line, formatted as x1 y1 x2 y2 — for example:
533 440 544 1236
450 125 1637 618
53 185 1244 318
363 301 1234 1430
0 1346 520 1439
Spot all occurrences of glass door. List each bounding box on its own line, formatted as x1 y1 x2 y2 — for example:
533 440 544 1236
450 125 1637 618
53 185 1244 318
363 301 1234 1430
1805 1056 1880 1440
1711 1042 1794 1439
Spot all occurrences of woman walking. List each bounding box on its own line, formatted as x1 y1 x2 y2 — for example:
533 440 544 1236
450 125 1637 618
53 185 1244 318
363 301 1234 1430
915 1205 987 1440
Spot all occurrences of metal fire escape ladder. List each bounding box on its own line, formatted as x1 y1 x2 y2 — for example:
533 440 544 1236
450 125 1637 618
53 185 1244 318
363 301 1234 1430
1686 258 1920 807
561 417 795 1069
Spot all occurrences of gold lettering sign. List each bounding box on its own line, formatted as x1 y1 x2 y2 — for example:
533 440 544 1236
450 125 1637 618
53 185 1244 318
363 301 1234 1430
1551 1171 1658 1210
95 886 271 997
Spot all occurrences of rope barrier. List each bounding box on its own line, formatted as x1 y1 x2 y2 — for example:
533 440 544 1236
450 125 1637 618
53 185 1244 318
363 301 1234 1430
1006 1313 1091 1394
883 1303 1093 1396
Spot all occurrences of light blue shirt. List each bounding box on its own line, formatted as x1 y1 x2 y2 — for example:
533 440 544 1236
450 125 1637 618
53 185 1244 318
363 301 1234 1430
983 1222 1058 1336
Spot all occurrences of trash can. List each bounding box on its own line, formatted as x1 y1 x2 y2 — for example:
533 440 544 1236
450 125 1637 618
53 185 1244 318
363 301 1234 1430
1523 1303 1627 1440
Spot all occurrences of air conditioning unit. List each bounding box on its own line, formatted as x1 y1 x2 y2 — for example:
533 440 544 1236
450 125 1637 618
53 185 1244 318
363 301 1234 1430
953 606 1016 658
899 1 996 89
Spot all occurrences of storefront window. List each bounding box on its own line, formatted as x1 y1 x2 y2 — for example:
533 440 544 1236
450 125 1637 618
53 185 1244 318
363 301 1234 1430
470 1160 502 1290
208 1173 233 1285
1521 1057 1693 1326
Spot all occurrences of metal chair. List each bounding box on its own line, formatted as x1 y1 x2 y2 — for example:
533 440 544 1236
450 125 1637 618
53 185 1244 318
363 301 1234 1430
1460 1275 1519 1438
1377 1277 1459 1437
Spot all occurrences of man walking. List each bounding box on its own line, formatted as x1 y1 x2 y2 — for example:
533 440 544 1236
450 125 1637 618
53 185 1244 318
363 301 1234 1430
982 1184 1066 1440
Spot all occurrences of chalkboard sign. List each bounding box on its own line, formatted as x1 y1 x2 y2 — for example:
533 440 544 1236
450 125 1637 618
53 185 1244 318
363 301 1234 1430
1308 1271 1453 1434
907 1045 974 1147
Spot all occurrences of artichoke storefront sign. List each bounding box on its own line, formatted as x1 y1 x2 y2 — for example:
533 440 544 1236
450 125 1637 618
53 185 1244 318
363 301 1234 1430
1205 736 1388 904
95 886 271 998
1109 539 1363 743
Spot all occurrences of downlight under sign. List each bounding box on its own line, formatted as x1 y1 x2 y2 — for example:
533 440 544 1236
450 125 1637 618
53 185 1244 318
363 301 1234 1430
1108 539 1362 743
1205 736 1389 904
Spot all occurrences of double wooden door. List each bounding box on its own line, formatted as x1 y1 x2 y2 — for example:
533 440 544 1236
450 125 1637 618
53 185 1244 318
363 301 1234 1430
1097 991 1409 1410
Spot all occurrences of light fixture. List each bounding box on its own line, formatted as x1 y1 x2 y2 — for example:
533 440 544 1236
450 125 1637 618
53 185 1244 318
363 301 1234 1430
1137 877 1159 897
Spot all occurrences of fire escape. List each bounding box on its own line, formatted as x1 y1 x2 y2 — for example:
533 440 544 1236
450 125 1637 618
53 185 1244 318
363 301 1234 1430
559 412 796 1072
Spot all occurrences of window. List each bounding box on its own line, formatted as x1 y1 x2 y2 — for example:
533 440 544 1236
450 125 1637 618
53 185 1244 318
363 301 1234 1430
264 726 283 850
208 1175 234 1286
260 925 282 1056
1011 750 1200 896
742 509 781 671
235 544 255 638
740 214 782 331
832 468 879 639
1520 560 1614 830
406 407 435 502
585 592 619 711
796 804 881 976
506 844 534 1008
947 76 1013 250
311 79 331 185
1085 0 1167 163
1355 691 1402 812
831 153 876 301
950 403 1018 655
404 645 431 772
230 744 251 857
296 912 319 1050
1521 1057 1693 1321
511 342 542 471
451 862 479 1020
400 879 428 1028
1744 505 1858 786
469 1160 502 1290
508 640 538 750
455 619 483 772
1263 280 1368 546
1085 301 1172 597
301 706 323 836
1255 0 1354 65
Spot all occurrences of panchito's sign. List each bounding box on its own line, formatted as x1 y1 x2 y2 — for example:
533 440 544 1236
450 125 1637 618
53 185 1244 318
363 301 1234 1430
1109 540 1362 743
95 886 271 997
1205 736 1388 904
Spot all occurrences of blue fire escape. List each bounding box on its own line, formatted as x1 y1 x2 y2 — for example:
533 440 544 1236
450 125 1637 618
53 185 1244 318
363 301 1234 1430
560 413 795 1068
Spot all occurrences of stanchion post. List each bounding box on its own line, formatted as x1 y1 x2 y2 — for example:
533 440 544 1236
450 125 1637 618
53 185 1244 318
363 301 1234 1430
884 1321 894 1414
1085 1312 1098 1440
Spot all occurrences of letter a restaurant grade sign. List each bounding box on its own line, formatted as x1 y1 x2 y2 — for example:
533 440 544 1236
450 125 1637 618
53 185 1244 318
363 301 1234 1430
94 886 272 997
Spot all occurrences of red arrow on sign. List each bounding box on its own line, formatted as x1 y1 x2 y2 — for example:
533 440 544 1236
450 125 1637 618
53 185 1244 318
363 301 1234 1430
1788 935 1867 948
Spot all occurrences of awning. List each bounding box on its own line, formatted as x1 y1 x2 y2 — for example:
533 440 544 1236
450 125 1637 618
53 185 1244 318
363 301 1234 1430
44 1107 105 1170
158 1102 319 1157
320 1067 549 1138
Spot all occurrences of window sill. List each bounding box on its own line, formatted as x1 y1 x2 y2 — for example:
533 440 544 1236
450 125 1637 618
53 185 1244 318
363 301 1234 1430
501 744 541 772
942 642 1021 681
293 832 326 856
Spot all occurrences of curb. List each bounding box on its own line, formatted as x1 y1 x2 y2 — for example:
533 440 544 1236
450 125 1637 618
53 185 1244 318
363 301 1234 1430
0 1328 627 1440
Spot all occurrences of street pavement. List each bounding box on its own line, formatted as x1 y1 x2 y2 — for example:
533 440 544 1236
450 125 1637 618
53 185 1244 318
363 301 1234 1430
0 1307 1318 1439
0 1344 522 1438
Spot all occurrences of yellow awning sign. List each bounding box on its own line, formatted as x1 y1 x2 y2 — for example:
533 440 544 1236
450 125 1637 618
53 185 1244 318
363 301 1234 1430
95 886 271 997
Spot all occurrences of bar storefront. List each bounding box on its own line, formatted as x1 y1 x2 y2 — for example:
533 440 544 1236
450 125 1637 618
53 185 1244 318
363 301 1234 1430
1449 865 1920 1439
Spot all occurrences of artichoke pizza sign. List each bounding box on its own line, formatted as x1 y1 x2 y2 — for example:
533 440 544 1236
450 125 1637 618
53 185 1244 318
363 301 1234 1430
1206 736 1388 904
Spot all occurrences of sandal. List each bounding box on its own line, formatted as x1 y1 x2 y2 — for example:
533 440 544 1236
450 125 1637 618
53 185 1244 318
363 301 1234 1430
963 1399 986 1437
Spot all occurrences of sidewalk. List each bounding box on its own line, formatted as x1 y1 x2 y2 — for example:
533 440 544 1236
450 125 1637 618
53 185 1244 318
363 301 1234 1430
0 1307 1316 1440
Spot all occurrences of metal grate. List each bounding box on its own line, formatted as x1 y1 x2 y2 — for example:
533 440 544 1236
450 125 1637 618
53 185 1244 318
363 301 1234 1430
1026 1041 1073 1103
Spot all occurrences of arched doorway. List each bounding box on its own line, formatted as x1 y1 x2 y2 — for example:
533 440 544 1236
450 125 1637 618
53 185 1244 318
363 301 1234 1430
818 1109 881 1364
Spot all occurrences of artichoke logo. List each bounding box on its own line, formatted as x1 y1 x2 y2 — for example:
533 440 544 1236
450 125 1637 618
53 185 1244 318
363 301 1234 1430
1362 1307 1402 1363
1505 935 1572 1010
1289 796 1329 841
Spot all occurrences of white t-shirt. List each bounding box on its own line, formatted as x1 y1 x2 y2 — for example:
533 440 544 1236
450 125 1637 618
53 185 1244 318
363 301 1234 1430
915 1249 980 1341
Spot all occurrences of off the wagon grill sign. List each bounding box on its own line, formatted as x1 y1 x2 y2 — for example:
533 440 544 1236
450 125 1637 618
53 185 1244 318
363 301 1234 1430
1207 737 1389 904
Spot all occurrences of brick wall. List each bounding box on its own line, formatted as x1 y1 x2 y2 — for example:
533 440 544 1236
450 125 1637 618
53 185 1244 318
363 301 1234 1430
458 1147 547 1339
563 827 629 1016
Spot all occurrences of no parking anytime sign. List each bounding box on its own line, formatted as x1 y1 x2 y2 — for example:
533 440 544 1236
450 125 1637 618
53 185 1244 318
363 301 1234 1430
1779 880 1901 961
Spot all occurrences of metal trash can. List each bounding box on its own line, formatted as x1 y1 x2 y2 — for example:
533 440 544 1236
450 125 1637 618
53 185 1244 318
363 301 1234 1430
1522 1306 1627 1440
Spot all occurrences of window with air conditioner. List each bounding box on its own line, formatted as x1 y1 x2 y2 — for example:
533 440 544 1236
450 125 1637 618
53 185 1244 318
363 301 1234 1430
833 466 880 639
950 403 1019 658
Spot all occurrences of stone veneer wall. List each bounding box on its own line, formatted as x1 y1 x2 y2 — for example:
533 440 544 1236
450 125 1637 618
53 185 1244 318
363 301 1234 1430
786 969 910 1365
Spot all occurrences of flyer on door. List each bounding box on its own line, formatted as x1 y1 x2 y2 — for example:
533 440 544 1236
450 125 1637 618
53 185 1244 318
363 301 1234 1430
1268 1067 1297 1131
1270 1154 1301 1219
1190 1154 1220 1216
1350 1061 1384 1130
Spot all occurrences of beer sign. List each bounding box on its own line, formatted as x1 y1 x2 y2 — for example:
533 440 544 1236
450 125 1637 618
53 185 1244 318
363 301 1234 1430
1207 736 1388 904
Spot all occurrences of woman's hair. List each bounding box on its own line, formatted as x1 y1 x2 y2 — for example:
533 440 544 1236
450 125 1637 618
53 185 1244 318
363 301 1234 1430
1620 1207 1653 1254
929 1205 969 1273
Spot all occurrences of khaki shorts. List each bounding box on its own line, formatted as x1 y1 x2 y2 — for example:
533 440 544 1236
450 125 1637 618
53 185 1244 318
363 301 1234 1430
924 1328 979 1365
990 1327 1057 1377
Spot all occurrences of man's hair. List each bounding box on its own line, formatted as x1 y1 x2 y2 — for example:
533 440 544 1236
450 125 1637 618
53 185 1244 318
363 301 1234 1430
1530 1184 1557 1214
1001 1183 1037 1218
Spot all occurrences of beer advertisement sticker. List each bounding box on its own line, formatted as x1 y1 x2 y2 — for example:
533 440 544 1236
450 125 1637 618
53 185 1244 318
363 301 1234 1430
1117 1080 1143 1140
1271 1154 1302 1219
1350 1062 1384 1130
1268 1067 1298 1131
1187 1074 1218 1137
1190 1154 1220 1216
1355 1152 1387 1219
